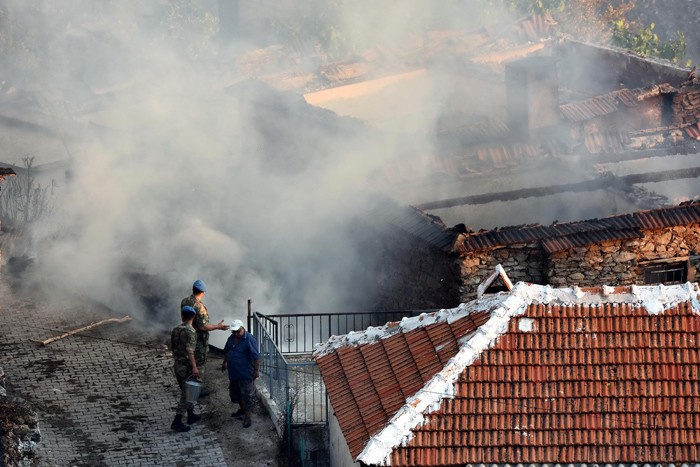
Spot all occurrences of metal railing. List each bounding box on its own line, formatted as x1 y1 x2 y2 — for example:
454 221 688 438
255 309 432 354
250 307 438 426
251 312 328 424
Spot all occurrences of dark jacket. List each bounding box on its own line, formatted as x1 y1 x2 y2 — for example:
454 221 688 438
223 331 259 381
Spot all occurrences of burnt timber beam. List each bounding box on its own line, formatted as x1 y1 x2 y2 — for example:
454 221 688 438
416 167 700 210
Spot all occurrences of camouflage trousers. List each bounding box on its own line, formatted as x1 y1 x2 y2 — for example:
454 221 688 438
173 361 194 416
193 343 208 385
195 344 208 369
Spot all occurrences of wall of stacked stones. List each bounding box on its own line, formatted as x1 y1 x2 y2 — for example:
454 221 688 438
458 244 544 301
548 226 700 287
372 233 462 310
353 223 462 311
457 225 700 299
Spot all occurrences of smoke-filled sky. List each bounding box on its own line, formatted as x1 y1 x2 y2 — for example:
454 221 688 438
0 0 499 324
2 1 695 325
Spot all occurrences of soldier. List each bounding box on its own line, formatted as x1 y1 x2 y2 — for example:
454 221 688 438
170 305 201 432
181 279 229 397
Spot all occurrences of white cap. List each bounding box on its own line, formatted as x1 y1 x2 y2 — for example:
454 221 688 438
231 319 244 331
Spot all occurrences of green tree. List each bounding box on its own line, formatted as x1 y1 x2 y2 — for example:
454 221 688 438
612 20 688 64
495 0 688 64
269 0 347 59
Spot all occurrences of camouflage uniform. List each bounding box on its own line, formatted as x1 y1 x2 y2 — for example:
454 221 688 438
171 322 197 416
181 295 210 377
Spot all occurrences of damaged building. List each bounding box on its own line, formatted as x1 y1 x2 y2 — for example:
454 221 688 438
456 200 700 299
346 23 700 309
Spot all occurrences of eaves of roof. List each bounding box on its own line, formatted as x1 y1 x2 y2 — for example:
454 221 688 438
314 280 700 466
559 86 674 123
369 197 458 252
460 201 700 253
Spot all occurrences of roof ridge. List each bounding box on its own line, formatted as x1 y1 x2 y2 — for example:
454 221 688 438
354 280 700 465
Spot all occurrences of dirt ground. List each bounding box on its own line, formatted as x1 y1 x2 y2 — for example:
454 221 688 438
196 349 282 467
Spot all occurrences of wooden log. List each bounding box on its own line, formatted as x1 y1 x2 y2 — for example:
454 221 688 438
32 316 132 346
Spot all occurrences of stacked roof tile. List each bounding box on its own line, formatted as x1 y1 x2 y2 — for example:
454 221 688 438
460 201 700 254
314 280 700 466
560 88 647 122
369 196 458 252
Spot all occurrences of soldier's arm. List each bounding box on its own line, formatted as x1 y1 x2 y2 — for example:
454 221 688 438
185 332 200 377
188 350 200 378
198 319 229 332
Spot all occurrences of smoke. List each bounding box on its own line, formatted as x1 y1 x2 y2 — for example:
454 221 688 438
1 0 426 322
7 0 643 322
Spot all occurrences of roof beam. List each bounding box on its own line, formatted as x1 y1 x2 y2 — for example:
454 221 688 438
416 167 700 210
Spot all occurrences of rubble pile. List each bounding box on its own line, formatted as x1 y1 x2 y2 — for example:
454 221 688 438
0 367 41 467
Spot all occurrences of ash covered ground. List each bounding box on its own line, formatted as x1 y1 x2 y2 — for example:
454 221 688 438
0 274 280 466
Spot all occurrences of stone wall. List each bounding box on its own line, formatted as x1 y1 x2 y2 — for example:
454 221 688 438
358 224 462 311
549 226 700 287
457 225 700 299
458 244 544 301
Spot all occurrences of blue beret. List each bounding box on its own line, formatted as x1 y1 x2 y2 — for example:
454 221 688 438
193 279 207 292
182 305 196 315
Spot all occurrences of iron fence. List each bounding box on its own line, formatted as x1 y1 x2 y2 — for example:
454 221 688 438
251 307 438 426
254 309 432 354
251 312 329 424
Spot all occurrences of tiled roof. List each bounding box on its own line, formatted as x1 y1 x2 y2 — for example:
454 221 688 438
316 309 492 457
369 196 458 252
460 201 700 253
685 122 700 139
482 14 554 44
582 128 631 154
314 280 700 466
560 88 646 122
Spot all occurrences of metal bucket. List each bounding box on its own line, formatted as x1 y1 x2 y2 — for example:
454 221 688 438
184 380 202 405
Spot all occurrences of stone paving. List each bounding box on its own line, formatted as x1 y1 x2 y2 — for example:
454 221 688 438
0 277 280 467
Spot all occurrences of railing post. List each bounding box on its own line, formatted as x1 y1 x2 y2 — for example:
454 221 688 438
285 364 291 427
247 299 252 332
268 344 274 399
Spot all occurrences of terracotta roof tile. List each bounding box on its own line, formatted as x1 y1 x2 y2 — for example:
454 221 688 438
461 200 700 253
559 87 666 123
314 307 491 461
315 281 700 465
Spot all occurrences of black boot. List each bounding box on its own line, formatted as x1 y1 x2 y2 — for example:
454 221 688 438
171 414 191 432
231 408 244 419
187 409 201 425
